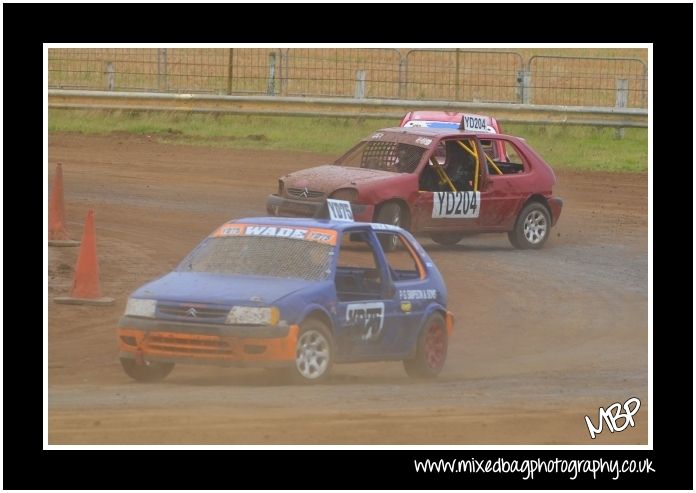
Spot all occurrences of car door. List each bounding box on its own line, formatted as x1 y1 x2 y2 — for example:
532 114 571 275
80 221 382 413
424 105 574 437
332 229 407 360
412 137 485 233
478 137 528 230
372 229 433 355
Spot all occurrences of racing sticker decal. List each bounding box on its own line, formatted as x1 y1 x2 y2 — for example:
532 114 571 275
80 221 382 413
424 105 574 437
371 132 384 140
405 121 459 129
346 302 385 342
306 231 336 244
213 224 337 245
399 289 437 301
432 191 480 218
415 137 433 146
245 225 308 238
219 226 243 236
371 223 399 231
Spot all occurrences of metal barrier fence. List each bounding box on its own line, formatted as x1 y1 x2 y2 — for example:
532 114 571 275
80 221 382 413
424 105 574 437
48 48 648 109
527 56 647 108
404 50 523 103
282 48 402 98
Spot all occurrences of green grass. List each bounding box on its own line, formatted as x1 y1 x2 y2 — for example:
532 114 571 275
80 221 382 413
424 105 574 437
49 109 395 154
504 124 647 172
48 109 647 172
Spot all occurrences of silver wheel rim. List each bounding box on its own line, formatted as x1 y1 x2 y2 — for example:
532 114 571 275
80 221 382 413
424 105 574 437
296 329 330 379
390 207 400 227
523 210 547 244
387 207 400 248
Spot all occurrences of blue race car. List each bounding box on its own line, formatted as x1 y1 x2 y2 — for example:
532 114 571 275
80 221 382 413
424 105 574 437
117 216 453 384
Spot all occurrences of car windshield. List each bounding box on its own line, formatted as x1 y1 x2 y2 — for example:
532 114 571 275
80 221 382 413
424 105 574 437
334 140 425 173
177 236 335 281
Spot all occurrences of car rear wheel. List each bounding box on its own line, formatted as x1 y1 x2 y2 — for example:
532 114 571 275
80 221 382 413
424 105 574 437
291 318 333 384
120 357 175 382
403 313 447 379
430 233 464 246
375 202 403 252
508 202 551 250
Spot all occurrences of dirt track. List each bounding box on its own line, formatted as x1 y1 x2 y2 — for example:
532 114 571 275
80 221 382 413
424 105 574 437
47 133 649 445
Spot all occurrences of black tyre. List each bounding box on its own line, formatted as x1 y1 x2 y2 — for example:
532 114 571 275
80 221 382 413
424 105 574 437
291 318 334 384
403 313 448 378
120 357 175 382
508 202 551 250
375 202 403 252
430 233 464 246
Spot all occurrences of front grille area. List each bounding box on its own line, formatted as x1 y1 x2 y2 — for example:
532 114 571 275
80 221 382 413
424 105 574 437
287 188 325 200
158 304 228 321
144 332 234 357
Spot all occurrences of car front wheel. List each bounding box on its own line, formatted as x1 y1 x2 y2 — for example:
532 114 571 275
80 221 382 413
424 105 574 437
375 202 403 252
120 357 175 382
508 202 551 249
291 318 334 384
403 313 448 378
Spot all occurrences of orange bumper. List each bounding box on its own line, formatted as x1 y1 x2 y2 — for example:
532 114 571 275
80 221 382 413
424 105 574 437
117 325 299 367
445 310 455 337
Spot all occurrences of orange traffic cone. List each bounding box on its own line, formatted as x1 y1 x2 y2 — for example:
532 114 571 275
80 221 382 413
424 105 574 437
48 163 80 247
54 210 114 305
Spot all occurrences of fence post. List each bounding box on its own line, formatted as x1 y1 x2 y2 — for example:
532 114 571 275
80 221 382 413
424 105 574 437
615 79 628 139
355 70 366 99
267 52 277 95
278 49 284 96
278 48 289 96
105 62 115 91
227 48 234 95
157 48 168 91
516 69 531 104
398 54 406 99
455 49 460 101
642 67 648 109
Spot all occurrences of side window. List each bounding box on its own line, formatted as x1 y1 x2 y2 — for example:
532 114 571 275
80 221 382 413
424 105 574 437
377 233 424 281
335 231 383 300
488 140 528 175
433 142 446 165
480 139 498 160
444 139 478 192
418 159 442 192
420 138 481 192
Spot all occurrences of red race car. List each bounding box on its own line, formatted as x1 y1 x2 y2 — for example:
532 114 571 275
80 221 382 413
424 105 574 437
267 117 563 250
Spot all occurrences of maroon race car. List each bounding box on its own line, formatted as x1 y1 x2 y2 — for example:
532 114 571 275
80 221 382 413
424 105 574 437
266 119 563 250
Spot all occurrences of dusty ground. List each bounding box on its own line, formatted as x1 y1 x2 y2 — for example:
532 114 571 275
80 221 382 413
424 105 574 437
47 133 649 445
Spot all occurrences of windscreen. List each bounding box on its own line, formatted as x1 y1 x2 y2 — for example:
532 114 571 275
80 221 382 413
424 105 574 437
334 141 425 173
177 236 335 281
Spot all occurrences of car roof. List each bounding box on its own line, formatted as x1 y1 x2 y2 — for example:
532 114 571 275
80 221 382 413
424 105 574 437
231 216 407 234
376 127 501 138
404 110 493 121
